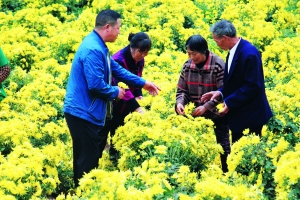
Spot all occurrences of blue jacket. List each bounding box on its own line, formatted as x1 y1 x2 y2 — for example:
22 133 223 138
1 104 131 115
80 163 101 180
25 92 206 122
64 30 145 126
220 38 272 132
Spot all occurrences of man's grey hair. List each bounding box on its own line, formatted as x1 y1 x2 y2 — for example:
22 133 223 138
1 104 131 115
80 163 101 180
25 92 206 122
210 20 237 38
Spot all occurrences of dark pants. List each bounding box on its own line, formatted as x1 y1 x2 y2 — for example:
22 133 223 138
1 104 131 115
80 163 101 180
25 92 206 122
100 117 120 157
102 102 129 162
231 125 263 143
212 116 231 172
65 113 106 187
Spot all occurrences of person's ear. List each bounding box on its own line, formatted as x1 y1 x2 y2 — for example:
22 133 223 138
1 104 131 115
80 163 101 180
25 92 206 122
104 24 110 31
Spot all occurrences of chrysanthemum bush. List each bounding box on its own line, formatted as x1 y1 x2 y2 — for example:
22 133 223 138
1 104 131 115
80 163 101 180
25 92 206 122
114 110 222 172
227 130 300 198
0 0 300 199
0 141 73 199
274 143 300 200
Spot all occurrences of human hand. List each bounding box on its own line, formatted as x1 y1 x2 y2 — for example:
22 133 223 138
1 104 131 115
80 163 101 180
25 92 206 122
117 87 125 99
201 91 221 102
176 103 185 115
219 103 229 115
135 107 144 114
143 81 161 96
136 96 143 100
192 106 207 117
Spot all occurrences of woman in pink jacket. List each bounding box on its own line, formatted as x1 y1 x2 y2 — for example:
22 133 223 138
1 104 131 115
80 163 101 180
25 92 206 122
103 32 152 164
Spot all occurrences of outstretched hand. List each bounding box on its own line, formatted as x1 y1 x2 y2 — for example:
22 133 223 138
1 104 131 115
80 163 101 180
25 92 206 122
201 91 221 102
143 81 161 96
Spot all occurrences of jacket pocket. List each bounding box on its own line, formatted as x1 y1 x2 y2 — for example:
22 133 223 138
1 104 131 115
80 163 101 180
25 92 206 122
88 97 106 122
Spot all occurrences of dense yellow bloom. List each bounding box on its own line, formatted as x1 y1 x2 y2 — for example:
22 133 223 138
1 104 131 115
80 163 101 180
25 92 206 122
267 137 290 165
154 145 168 155
139 140 154 150
227 135 261 172
274 145 300 199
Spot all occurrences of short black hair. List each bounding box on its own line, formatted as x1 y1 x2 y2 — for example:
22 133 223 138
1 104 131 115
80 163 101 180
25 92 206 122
128 32 152 52
185 35 208 54
95 9 121 28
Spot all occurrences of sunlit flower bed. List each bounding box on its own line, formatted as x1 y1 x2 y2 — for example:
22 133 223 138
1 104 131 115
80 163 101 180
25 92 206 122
0 0 299 199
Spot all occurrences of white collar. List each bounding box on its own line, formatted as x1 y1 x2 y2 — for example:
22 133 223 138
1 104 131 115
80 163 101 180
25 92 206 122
229 37 241 56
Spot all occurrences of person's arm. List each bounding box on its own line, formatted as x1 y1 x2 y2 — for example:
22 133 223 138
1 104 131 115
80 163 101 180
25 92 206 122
215 62 225 90
0 48 10 83
111 58 145 88
126 98 142 112
175 64 190 115
111 58 160 95
201 91 223 102
133 61 144 98
224 53 263 111
0 65 10 83
83 50 119 100
113 59 143 100
202 61 224 111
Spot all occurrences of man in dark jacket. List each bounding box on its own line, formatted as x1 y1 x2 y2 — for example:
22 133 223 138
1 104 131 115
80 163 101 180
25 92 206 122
202 20 272 143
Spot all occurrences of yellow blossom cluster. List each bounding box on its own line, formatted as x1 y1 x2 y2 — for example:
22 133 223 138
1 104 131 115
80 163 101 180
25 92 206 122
274 143 300 200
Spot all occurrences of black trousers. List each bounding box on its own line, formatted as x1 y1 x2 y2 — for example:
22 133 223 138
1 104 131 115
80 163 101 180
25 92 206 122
212 116 231 172
103 102 130 158
231 125 263 143
64 113 107 187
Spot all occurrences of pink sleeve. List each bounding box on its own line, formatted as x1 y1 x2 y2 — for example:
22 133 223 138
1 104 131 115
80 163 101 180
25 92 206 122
122 89 135 101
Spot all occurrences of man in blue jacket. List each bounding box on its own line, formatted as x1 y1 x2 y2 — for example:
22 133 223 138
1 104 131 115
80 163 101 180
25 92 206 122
202 20 272 143
64 9 160 187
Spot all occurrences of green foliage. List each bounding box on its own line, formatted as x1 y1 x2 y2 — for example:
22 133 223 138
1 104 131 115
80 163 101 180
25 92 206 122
1 0 23 12
0 140 13 157
1 0 90 16
228 134 294 199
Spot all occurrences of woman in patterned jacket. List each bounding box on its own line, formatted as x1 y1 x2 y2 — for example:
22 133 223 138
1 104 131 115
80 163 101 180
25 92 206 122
175 35 230 172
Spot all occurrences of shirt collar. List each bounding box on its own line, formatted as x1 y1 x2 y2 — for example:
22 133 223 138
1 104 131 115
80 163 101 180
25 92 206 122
229 37 241 56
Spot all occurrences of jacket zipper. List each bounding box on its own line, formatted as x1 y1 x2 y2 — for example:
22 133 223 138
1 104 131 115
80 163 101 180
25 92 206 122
89 97 97 110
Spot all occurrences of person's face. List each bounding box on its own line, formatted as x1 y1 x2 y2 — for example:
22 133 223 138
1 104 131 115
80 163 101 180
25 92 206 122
131 48 149 62
212 34 228 50
186 47 206 64
106 18 121 42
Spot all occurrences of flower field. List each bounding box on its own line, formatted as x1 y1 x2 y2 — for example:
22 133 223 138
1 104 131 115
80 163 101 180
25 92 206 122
0 0 300 199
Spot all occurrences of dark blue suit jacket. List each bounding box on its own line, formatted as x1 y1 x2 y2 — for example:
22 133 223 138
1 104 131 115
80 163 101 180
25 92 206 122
220 38 272 132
